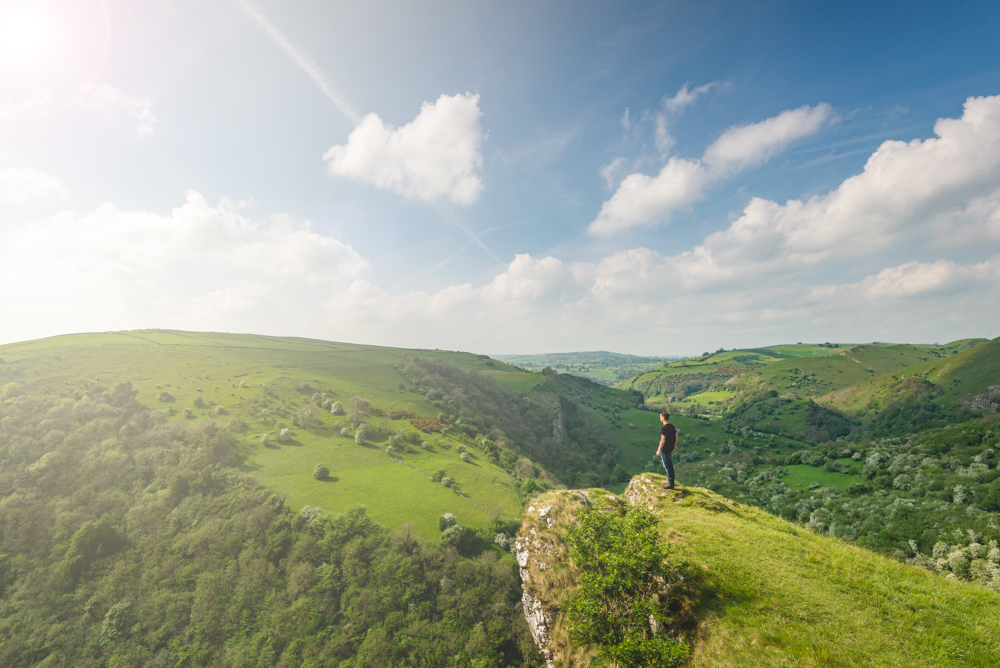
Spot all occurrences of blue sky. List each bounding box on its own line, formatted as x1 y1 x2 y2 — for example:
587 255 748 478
2 0 1000 354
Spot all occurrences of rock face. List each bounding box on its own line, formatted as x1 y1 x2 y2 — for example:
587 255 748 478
515 491 595 668
516 477 683 667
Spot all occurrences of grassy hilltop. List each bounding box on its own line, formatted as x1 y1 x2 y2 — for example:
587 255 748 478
518 478 1000 667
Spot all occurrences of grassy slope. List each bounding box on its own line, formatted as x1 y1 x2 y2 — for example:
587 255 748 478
0 330 525 538
738 344 932 400
823 336 1000 414
520 480 1000 667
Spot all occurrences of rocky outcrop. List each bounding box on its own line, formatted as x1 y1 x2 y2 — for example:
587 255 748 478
516 477 695 667
515 491 595 668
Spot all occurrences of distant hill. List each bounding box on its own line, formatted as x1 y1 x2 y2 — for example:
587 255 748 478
495 350 679 386
517 478 1000 667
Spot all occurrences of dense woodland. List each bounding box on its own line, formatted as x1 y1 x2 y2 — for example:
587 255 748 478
0 381 539 667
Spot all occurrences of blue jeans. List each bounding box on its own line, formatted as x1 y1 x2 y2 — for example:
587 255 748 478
660 451 675 486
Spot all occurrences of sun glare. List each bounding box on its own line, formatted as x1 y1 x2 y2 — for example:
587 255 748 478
0 5 55 58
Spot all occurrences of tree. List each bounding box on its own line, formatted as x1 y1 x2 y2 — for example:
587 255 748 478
330 401 344 415
278 428 292 443
313 464 329 480
348 395 370 427
562 501 692 668
355 424 367 445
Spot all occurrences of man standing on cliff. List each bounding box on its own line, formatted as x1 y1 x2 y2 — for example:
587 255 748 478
656 410 678 490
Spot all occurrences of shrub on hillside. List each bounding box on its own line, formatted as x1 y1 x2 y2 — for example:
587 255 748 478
313 464 329 480
330 401 344 415
193 396 206 409
563 500 695 667
438 513 457 531
355 424 367 445
278 428 292 443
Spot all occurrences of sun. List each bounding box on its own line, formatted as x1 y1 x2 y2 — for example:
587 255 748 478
0 4 55 59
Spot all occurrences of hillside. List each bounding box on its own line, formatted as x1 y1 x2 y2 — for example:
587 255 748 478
517 478 1000 667
0 330 677 538
823 336 1000 421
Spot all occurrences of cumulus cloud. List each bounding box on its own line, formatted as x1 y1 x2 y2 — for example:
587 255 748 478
703 95 1000 263
86 83 158 136
703 103 832 175
590 102 832 235
324 93 485 206
588 158 708 235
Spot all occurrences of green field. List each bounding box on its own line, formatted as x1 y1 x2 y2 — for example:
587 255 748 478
775 464 860 492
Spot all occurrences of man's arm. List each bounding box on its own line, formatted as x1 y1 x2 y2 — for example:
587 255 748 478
673 431 679 453
656 433 666 456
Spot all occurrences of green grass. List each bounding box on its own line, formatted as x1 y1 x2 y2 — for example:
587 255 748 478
251 430 520 537
774 464 859 492
521 482 1000 667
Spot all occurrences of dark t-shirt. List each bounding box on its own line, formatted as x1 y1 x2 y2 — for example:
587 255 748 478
660 423 677 452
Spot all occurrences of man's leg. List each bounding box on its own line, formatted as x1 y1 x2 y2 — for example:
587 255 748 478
660 451 675 488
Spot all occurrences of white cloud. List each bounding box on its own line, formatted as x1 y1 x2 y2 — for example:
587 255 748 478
599 157 627 188
588 157 708 235
703 103 832 175
0 191 369 341
590 102 832 235
324 93 485 206
86 83 158 137
654 113 674 154
663 82 722 113
703 95 1000 263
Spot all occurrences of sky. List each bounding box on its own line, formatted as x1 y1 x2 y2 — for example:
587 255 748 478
2 0 1000 355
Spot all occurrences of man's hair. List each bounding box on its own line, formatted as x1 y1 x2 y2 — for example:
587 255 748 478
660 410 669 419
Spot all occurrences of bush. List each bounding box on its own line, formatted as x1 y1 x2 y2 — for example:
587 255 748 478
260 433 271 446
158 391 174 403
563 501 693 667
193 396 206 409
441 476 454 487
278 428 292 443
340 427 350 437
215 406 227 415
330 401 344 415
438 513 457 531
432 470 445 482
355 424 367 445
460 452 471 462
441 524 474 552
183 408 194 419
313 464 329 480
